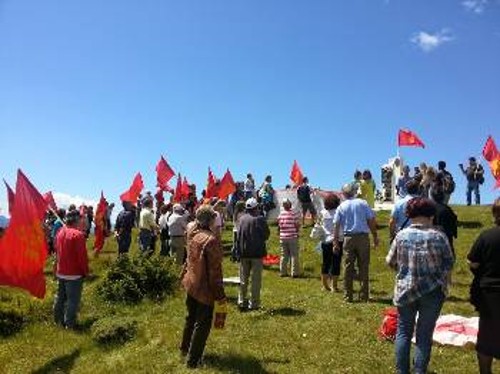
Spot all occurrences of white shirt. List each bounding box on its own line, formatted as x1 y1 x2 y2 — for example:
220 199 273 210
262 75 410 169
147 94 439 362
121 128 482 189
158 213 171 230
244 178 255 192
167 212 188 236
321 208 343 243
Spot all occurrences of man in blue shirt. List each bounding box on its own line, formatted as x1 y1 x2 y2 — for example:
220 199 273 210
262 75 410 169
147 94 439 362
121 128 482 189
114 201 136 255
396 166 411 198
390 179 420 240
333 183 379 302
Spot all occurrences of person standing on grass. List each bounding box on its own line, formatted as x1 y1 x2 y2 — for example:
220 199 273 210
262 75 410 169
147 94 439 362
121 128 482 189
212 199 226 238
244 173 255 200
468 198 500 374
139 198 158 255
319 193 343 292
436 161 455 204
389 179 420 241
396 166 412 199
53 209 89 330
277 198 301 278
431 186 458 256
297 177 317 226
180 205 226 369
351 170 362 195
158 203 172 256
386 197 454 374
333 183 379 302
168 203 189 265
114 201 136 255
231 200 246 262
359 169 376 208
459 157 485 206
236 198 270 310
258 175 275 217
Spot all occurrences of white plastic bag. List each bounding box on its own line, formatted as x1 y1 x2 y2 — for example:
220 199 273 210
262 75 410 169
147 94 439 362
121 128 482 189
310 223 326 241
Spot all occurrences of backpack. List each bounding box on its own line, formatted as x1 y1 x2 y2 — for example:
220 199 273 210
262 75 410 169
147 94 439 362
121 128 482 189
443 173 455 194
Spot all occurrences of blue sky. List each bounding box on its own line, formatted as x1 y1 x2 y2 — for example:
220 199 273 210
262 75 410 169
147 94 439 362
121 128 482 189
1 0 499 214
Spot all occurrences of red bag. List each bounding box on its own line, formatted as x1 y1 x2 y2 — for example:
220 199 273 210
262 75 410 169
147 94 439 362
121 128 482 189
378 307 398 342
262 254 280 266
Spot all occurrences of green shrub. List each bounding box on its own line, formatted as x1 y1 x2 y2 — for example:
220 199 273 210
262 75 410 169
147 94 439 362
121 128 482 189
96 256 178 304
0 307 25 337
138 257 178 301
91 317 138 346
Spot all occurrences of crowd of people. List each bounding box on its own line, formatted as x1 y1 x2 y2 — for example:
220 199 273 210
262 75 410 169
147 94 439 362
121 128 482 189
2 161 497 372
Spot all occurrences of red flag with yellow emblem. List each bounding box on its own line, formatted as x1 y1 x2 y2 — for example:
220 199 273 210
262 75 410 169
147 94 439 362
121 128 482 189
290 160 304 186
398 129 425 148
0 170 48 298
489 156 500 189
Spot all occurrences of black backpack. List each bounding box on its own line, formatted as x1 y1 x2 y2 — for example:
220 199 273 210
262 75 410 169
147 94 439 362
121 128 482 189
443 173 455 194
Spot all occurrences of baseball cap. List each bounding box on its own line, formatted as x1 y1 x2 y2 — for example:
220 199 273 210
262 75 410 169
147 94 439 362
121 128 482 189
245 198 259 210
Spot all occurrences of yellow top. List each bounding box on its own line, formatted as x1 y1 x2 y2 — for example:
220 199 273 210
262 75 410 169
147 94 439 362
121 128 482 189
139 208 157 231
360 180 376 208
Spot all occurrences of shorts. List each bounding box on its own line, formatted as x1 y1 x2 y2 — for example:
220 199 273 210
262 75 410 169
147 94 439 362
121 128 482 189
301 202 316 216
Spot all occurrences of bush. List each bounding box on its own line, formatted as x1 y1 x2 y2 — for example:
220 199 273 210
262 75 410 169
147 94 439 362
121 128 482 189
96 256 178 304
0 307 25 337
139 257 178 301
91 317 138 346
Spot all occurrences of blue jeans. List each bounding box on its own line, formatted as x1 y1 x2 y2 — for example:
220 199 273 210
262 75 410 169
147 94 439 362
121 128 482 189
395 288 445 374
53 278 84 329
466 180 480 205
139 229 153 254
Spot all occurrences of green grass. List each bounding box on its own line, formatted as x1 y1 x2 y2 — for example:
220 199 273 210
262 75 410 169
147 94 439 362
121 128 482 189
0 205 498 373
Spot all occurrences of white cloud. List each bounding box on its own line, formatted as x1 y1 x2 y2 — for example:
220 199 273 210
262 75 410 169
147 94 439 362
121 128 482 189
53 192 98 210
411 29 454 52
462 0 488 14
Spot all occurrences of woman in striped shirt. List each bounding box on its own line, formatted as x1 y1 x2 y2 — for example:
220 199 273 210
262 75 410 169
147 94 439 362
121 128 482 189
277 198 301 277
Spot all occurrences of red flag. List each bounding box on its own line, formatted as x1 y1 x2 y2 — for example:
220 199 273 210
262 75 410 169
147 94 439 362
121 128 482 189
93 192 107 253
217 169 236 200
181 177 191 199
206 168 218 198
173 174 183 203
290 160 304 186
156 156 175 190
0 170 48 298
120 173 144 204
163 183 174 194
43 191 58 212
483 136 499 162
488 156 500 189
398 129 425 148
3 179 15 216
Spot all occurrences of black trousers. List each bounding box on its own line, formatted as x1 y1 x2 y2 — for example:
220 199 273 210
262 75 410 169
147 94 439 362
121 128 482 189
321 241 344 276
180 295 214 367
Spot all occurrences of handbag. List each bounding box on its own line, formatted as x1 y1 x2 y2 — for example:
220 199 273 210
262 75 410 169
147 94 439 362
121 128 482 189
310 223 327 241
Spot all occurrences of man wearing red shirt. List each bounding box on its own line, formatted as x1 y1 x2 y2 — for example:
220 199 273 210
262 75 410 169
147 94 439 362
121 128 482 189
53 210 89 329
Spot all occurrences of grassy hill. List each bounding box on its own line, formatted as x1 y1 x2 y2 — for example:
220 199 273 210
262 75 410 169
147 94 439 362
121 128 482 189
0 205 498 373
